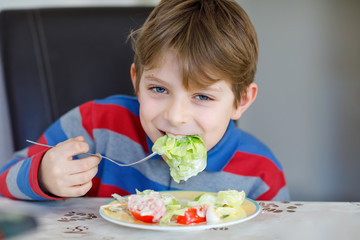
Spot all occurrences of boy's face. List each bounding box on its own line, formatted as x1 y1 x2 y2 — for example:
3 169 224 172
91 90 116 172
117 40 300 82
131 51 252 151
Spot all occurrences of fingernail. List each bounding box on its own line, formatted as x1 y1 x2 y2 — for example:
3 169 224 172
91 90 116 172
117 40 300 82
75 136 84 141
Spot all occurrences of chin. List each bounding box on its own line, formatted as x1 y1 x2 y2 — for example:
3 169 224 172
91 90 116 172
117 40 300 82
148 130 165 143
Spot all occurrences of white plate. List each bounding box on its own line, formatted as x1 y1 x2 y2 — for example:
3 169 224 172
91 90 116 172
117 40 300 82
99 191 260 231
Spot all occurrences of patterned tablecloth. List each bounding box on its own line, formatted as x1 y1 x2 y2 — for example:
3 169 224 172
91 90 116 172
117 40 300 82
0 197 359 240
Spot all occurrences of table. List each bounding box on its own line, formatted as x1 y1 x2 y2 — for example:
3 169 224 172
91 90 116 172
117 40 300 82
0 197 359 240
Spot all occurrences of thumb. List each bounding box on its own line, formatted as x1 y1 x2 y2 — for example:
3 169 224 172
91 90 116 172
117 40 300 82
75 136 84 142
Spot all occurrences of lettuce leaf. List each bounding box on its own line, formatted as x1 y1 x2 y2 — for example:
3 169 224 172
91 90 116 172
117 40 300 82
216 190 245 209
152 134 207 183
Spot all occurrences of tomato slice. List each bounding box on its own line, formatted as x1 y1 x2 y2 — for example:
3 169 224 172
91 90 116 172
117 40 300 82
129 210 156 223
176 207 206 224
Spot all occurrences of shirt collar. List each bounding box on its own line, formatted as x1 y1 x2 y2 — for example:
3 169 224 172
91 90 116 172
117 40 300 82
205 120 239 172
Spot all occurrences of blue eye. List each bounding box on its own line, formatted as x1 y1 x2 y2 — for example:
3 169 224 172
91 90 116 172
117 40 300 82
195 95 211 101
152 87 167 94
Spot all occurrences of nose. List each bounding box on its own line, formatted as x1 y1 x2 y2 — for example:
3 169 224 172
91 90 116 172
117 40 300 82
164 96 191 126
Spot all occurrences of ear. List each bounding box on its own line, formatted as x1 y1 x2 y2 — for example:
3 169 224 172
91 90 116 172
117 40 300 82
231 83 258 120
130 63 137 90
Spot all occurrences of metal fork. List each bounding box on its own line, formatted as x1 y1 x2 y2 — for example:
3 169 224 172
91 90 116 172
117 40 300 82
26 140 158 167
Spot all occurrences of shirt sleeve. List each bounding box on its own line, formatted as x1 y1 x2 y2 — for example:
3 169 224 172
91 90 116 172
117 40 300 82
0 102 95 200
0 148 62 200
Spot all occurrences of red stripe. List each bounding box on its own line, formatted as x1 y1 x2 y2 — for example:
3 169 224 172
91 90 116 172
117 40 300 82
0 169 16 199
87 177 101 197
87 177 131 197
223 151 286 200
28 151 62 200
80 102 149 152
79 101 94 139
27 134 49 157
98 184 131 197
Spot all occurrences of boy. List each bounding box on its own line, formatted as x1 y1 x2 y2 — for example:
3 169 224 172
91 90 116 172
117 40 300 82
0 0 289 201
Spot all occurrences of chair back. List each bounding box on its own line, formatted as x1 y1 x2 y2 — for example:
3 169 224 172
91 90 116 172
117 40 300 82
0 7 152 150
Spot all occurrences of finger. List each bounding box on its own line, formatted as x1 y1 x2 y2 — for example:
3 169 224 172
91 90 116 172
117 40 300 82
50 164 98 193
54 139 90 158
67 165 99 186
74 136 84 142
68 155 101 174
66 181 93 197
55 136 82 148
95 153 102 160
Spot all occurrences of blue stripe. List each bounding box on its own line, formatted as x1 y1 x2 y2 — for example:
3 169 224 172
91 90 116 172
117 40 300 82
206 121 239 171
0 158 22 175
207 121 283 171
17 157 47 200
44 119 68 146
93 95 140 117
100 161 171 194
235 130 283 170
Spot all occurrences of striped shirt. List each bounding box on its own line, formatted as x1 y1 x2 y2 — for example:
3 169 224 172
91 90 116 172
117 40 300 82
0 95 289 201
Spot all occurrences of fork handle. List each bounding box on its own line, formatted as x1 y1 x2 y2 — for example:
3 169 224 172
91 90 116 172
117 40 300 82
26 139 103 158
26 140 157 167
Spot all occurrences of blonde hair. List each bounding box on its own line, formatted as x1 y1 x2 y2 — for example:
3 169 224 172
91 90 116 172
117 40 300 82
129 0 258 107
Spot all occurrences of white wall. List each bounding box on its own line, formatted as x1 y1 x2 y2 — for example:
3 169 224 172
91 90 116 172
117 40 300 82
0 0 359 201
239 0 360 201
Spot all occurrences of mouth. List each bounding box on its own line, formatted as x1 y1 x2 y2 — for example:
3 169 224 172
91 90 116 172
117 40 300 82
159 130 195 137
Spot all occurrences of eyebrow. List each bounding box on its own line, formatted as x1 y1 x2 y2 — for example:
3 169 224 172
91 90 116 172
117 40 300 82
144 74 225 93
196 85 224 93
143 74 167 84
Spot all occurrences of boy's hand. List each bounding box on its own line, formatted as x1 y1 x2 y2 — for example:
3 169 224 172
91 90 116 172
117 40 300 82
39 136 101 197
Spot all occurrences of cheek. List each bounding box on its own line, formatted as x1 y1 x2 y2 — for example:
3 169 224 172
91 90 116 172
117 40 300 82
197 108 233 150
138 94 162 124
139 101 155 124
197 106 233 129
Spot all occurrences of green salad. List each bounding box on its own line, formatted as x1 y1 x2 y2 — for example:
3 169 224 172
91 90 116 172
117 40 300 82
152 134 207 183
106 189 247 225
